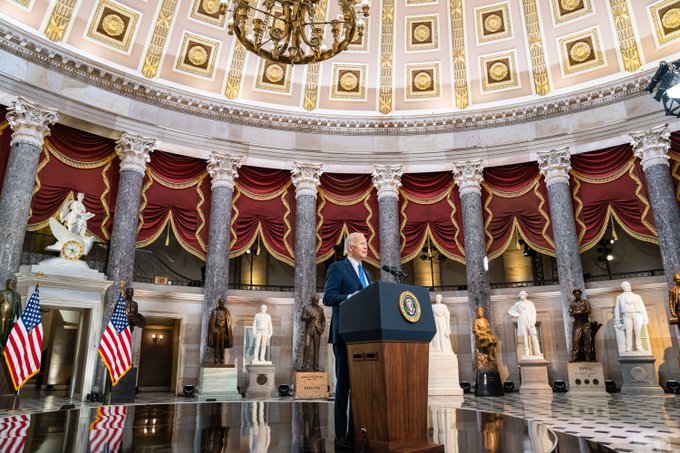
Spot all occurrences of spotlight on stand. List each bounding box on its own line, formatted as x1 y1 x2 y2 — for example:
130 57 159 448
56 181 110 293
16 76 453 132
605 379 617 393
666 379 680 394
646 60 680 117
553 379 568 393
460 381 472 394
183 384 195 397
503 380 515 393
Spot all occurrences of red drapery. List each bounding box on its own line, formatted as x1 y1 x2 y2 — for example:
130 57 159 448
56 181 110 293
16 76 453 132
28 124 119 241
482 163 554 259
400 172 464 263
138 150 210 259
570 144 657 252
316 173 380 266
668 133 680 204
0 108 10 186
230 166 295 265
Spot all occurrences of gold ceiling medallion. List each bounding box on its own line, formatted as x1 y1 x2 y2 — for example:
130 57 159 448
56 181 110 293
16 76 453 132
560 0 580 11
265 64 284 83
202 0 221 14
489 62 509 81
475 4 511 44
480 51 518 92
484 14 502 33
662 8 680 29
101 14 125 37
86 0 139 52
218 0 370 65
559 27 604 75
569 41 591 62
340 72 358 90
331 64 366 100
413 72 432 90
650 0 680 46
413 24 431 42
188 45 209 65
406 63 440 99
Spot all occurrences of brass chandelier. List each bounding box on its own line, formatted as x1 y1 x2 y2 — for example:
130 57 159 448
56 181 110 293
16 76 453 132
218 0 370 65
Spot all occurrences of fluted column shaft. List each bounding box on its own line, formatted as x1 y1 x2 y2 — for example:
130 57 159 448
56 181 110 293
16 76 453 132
452 160 492 364
200 152 242 365
538 148 584 348
630 125 680 290
291 162 323 371
372 165 402 282
0 98 58 284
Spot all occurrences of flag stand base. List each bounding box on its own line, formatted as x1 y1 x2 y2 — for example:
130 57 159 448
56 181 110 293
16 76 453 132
105 367 137 405
0 359 18 409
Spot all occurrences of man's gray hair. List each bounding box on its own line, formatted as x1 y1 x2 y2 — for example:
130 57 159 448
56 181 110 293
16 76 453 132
344 232 364 254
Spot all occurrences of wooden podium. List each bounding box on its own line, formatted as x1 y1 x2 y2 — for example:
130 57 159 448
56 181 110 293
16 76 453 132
339 282 444 453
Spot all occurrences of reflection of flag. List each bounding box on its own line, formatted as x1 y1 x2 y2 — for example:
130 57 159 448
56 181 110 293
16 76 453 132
0 414 31 453
3 286 43 391
98 294 131 386
89 406 127 453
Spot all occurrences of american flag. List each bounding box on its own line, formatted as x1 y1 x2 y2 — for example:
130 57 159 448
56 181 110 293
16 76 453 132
89 406 127 453
98 294 131 386
0 414 30 453
3 286 42 391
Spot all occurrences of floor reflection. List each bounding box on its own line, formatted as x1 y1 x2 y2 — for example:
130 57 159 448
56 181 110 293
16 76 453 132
0 398 619 452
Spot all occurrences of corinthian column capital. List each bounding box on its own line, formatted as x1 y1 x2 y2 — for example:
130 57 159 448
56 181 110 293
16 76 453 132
537 147 571 186
291 161 323 198
372 165 403 200
630 124 671 171
451 160 484 196
6 97 59 148
207 151 242 189
115 133 157 174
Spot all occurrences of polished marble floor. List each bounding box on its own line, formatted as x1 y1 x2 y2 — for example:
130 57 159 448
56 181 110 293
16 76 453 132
0 390 677 452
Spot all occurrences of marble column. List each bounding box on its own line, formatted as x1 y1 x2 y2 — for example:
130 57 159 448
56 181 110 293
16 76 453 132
372 165 403 282
451 160 492 359
630 125 680 290
537 147 584 348
291 162 323 371
200 151 243 365
200 152 242 365
0 98 58 285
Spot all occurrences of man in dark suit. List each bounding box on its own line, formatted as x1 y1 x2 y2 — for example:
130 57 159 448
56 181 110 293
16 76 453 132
323 232 371 450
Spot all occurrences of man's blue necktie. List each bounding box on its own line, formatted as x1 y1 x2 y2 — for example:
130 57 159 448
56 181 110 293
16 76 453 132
358 263 368 288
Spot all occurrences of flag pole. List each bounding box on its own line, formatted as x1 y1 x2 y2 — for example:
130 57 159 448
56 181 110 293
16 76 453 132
105 280 126 407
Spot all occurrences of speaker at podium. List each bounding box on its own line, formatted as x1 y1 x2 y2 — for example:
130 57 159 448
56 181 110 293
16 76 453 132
338 281 444 453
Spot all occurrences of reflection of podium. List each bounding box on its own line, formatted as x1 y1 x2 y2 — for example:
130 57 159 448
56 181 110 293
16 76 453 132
339 282 444 452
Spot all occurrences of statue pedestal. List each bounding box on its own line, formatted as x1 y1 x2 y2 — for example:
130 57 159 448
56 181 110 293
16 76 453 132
475 370 504 397
518 357 552 393
567 362 608 395
245 363 276 398
0 359 17 409
198 366 239 400
294 371 328 399
618 354 664 395
429 352 463 396
106 367 137 404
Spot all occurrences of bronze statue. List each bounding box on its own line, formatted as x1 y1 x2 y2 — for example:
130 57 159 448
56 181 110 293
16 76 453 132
670 273 680 325
208 298 233 365
0 279 21 347
472 306 498 372
124 287 147 331
569 289 602 362
301 295 326 372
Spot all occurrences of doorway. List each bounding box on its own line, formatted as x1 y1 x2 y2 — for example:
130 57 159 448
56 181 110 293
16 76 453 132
138 317 180 392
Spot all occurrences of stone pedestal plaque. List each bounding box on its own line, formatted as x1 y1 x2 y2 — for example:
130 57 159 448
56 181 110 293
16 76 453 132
429 353 463 396
567 362 608 395
618 354 664 395
294 371 328 399
198 366 239 400
245 363 276 398
518 358 552 393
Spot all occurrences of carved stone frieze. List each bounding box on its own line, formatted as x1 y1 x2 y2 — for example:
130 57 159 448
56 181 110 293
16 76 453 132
537 147 572 186
115 133 157 174
630 124 671 170
6 97 59 148
207 151 242 189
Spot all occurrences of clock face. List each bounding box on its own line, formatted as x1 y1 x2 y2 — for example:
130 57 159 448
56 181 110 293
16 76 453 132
61 240 84 261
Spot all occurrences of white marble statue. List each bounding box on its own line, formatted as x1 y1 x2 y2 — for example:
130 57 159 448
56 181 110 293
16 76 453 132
508 290 542 358
430 294 454 354
252 304 273 363
47 192 95 258
249 401 270 453
59 192 94 239
615 281 650 353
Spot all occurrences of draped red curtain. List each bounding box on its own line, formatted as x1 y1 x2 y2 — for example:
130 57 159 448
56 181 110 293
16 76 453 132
316 173 380 266
28 124 119 241
482 163 554 259
668 132 680 204
399 172 464 263
137 150 210 259
570 144 657 252
230 166 295 265
0 108 11 187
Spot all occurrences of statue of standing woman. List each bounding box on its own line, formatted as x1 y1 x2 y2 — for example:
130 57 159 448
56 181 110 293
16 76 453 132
430 294 453 354
0 279 21 347
208 298 233 365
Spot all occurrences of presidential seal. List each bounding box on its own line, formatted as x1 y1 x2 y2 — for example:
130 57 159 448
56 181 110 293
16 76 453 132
399 291 421 323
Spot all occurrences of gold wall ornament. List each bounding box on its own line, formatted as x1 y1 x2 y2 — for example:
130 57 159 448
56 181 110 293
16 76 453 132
569 41 592 62
475 3 511 43
406 63 440 99
414 24 431 42
662 8 680 29
102 14 125 37
256 59 292 92
176 33 219 77
521 0 550 96
265 64 284 83
86 0 140 52
44 0 78 42
302 0 329 111
550 0 591 24
340 72 358 90
560 0 581 11
413 72 432 90
378 0 395 114
188 45 209 65
331 64 366 99
649 0 680 47
406 16 438 51
480 51 518 92
191 0 227 26
484 14 502 33
449 0 469 109
202 0 221 14
609 0 641 72
559 27 604 75
221 0 370 65
489 62 508 81
142 0 179 78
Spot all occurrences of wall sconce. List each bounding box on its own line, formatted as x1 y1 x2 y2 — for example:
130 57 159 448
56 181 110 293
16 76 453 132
152 332 164 343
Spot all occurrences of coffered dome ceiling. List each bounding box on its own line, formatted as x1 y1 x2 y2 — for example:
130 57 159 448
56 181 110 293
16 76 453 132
2 0 680 119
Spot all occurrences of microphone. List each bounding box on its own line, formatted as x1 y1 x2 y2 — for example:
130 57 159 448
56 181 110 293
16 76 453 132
381 265 408 279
